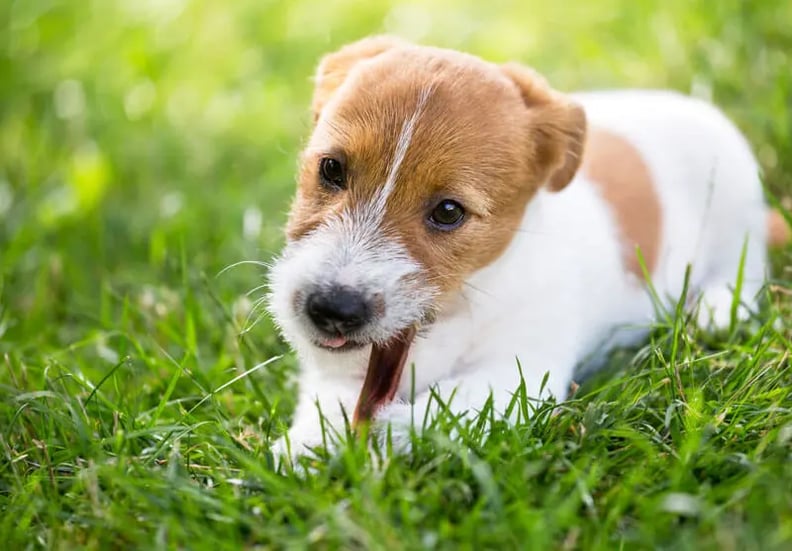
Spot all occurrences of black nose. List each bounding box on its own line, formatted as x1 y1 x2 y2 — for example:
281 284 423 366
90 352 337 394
305 287 370 335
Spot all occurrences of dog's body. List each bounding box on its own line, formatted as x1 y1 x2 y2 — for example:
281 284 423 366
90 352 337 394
268 37 788 458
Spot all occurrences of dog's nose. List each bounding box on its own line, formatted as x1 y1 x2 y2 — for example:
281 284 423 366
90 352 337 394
305 287 370 335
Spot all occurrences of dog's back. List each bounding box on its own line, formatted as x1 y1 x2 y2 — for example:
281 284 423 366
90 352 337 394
574 90 772 327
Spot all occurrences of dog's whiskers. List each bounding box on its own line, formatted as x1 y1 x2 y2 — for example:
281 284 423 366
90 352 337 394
462 281 496 300
217 259 274 278
244 282 271 297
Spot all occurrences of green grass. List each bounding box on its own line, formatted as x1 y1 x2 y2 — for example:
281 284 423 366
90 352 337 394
1 0 791 549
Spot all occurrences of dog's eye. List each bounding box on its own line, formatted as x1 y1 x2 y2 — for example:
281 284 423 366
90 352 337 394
429 199 465 230
319 157 346 190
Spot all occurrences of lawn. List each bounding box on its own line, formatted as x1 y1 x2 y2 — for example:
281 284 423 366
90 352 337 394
1 0 791 549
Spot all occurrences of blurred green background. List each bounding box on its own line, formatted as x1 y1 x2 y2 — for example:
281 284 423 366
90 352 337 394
1 2 791 547
2 0 791 352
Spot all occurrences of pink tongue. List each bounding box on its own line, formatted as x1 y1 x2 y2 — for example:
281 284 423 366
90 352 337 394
322 335 348 348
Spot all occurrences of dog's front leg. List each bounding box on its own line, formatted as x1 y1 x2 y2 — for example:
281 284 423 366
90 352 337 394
373 348 579 451
271 369 360 463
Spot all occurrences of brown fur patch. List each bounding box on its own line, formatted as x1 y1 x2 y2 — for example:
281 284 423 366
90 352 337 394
583 128 661 277
311 36 407 122
767 209 791 247
288 37 587 298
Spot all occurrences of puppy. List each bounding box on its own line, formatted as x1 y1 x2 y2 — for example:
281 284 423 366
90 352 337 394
268 36 790 459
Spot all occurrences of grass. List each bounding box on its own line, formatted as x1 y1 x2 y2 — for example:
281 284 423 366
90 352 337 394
1 0 791 548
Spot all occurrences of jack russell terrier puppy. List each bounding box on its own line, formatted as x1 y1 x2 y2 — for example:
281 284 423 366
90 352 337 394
268 36 790 459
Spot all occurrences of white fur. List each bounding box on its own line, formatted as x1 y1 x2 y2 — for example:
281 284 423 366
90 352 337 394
270 90 770 460
372 87 432 219
269 207 437 356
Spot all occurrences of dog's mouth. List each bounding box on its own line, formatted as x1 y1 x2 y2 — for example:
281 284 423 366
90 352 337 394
352 325 417 427
315 335 367 352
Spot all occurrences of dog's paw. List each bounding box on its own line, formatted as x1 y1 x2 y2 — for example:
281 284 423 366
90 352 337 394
372 401 417 454
270 425 335 468
696 285 750 330
269 436 296 465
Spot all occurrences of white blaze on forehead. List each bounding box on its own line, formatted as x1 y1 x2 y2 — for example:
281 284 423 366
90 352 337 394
370 87 433 218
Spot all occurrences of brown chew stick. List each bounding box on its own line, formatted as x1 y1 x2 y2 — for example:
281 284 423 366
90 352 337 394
352 326 416 426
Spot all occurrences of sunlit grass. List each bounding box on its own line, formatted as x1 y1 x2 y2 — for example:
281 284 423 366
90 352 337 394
1 0 791 548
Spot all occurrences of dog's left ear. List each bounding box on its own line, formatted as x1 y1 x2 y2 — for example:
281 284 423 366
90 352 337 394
501 63 587 192
312 35 407 122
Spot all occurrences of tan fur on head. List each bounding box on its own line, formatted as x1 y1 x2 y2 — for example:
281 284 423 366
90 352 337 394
311 36 407 122
289 36 588 297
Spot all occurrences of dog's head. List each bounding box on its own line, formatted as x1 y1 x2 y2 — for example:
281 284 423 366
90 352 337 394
268 36 586 418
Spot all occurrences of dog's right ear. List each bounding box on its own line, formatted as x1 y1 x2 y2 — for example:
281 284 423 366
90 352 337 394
311 35 406 122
